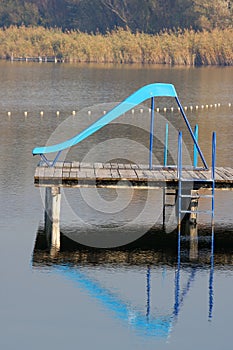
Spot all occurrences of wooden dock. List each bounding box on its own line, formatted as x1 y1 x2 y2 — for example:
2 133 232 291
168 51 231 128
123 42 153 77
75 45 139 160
34 161 233 189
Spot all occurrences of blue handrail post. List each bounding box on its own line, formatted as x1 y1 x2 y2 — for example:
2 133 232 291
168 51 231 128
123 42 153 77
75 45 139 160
211 132 216 226
193 124 198 168
177 131 182 180
149 97 155 170
177 131 182 227
164 123 169 167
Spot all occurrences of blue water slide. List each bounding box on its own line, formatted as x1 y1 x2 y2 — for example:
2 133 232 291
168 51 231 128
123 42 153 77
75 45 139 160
32 83 177 155
32 82 208 169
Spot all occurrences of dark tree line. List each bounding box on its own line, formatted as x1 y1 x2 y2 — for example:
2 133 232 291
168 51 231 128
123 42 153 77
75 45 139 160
0 0 232 32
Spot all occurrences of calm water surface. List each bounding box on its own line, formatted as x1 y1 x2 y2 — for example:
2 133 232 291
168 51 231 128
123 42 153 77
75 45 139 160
0 61 233 349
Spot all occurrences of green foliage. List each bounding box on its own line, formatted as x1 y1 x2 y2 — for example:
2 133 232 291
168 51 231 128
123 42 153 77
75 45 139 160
0 0 232 33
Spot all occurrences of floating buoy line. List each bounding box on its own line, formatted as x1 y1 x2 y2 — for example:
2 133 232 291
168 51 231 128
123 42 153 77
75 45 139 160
4 102 233 118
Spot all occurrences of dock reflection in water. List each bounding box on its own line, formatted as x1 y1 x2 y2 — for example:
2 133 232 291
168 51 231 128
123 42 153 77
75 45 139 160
32 225 228 339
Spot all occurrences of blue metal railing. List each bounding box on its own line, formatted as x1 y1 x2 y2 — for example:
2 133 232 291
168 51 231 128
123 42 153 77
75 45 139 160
177 130 216 227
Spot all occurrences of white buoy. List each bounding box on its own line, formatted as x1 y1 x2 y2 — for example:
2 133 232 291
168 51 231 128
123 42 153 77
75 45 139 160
184 106 187 111
164 107 167 112
190 106 193 111
24 111 28 117
205 105 209 108
56 111 60 116
103 111 106 114
214 104 217 108
196 105 199 109
72 110 76 116
40 111 44 116
178 107 180 111
140 108 143 113
88 110 91 115
210 104 213 108
132 109 135 114
218 103 221 107
229 103 232 107
7 111 11 117
156 108 160 112
201 105 204 109
171 107 174 112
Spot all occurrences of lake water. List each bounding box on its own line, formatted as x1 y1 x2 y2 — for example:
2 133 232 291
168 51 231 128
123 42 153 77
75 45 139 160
0 61 233 349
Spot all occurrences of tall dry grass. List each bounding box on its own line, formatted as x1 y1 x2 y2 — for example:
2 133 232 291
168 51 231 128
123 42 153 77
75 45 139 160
0 26 232 66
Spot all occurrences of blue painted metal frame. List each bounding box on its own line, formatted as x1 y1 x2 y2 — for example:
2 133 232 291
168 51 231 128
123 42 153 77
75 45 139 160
175 97 208 169
33 83 208 169
211 132 216 225
164 123 169 166
149 97 155 169
193 124 198 168
177 131 183 226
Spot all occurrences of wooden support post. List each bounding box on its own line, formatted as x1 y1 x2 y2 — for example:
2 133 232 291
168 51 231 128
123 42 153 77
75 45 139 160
189 190 199 224
163 187 177 231
189 224 198 261
176 188 199 227
45 187 61 252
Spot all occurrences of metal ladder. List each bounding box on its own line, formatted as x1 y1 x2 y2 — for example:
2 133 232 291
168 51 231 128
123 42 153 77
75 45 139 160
177 131 216 227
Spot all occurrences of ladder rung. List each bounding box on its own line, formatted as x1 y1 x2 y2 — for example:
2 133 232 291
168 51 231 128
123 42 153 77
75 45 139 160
180 178 214 182
164 204 175 207
179 194 213 199
180 210 213 214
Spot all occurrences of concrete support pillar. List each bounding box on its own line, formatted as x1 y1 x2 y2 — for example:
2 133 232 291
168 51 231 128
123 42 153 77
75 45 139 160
45 187 61 252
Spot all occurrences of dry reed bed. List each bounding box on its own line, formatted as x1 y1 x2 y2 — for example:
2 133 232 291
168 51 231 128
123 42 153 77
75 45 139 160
0 26 232 66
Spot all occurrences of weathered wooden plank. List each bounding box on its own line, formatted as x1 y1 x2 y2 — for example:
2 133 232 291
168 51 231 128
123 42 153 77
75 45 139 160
71 161 80 168
54 161 64 168
110 163 119 169
43 167 55 178
94 162 104 169
110 169 120 178
198 170 211 180
124 163 132 169
225 167 233 177
159 170 176 180
69 171 78 179
117 163 125 169
63 162 72 168
103 163 112 169
143 170 165 180
62 171 70 178
134 169 149 181
95 168 112 178
215 168 229 181
53 168 63 178
217 167 233 181
118 169 138 179
131 163 139 169
35 164 233 188
79 162 94 169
